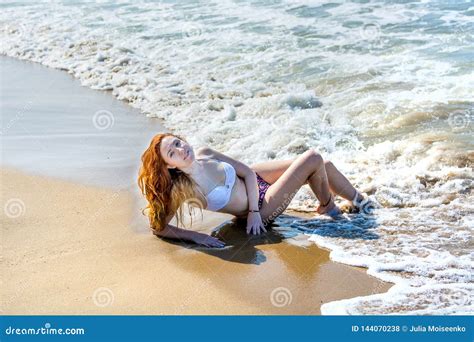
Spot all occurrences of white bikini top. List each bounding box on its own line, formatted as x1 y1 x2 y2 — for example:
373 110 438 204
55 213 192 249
202 159 236 211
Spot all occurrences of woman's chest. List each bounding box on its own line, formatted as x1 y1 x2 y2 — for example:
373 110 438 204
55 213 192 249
194 160 227 195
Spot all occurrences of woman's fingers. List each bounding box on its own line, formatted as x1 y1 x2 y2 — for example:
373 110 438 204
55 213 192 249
202 236 225 248
246 224 268 235
209 238 224 247
213 238 225 248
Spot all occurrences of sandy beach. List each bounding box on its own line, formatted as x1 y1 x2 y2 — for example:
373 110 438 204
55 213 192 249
1 167 391 315
0 58 392 315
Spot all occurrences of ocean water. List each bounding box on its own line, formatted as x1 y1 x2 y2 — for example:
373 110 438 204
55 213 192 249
1 0 472 315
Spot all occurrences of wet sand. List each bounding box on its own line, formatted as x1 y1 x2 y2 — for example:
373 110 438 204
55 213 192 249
0 57 392 314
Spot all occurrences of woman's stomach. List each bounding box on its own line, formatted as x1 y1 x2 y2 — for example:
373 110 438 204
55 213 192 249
220 176 249 217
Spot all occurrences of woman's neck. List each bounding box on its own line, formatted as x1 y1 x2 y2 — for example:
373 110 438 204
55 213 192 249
179 159 205 178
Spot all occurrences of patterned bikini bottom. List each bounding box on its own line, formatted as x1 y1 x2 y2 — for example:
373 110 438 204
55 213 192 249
256 173 271 209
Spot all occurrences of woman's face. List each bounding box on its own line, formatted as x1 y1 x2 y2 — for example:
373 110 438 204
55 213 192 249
160 136 195 170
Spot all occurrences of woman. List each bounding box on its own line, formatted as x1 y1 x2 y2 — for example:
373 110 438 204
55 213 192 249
138 133 367 248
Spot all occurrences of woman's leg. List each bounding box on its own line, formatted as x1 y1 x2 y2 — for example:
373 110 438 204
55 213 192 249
250 159 295 184
251 158 362 203
323 161 363 203
258 150 335 223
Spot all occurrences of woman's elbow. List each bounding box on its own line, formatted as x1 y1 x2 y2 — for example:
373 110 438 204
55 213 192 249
244 169 256 178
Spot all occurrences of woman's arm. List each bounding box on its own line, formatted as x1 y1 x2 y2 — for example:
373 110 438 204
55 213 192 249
154 224 225 248
154 211 225 247
198 147 266 235
198 147 259 209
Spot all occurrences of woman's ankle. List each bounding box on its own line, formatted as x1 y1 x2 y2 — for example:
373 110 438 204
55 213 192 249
316 196 337 214
352 190 365 206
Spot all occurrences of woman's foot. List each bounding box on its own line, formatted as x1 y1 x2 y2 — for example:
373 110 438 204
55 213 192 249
340 191 376 215
316 194 342 218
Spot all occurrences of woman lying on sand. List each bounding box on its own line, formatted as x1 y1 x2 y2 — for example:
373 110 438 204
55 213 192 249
138 133 368 247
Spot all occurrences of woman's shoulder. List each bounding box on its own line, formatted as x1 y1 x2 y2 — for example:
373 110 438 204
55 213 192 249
195 147 238 173
195 146 212 157
195 146 217 162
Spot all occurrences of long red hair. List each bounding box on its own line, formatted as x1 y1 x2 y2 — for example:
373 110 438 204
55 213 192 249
137 133 203 233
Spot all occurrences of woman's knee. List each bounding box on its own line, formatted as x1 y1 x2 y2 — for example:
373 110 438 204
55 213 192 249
301 149 324 168
324 160 334 169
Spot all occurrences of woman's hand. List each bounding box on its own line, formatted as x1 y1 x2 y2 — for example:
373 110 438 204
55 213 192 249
192 232 226 248
246 211 267 235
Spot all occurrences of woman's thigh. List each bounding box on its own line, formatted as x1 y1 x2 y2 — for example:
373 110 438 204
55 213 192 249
250 158 296 184
258 151 322 222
